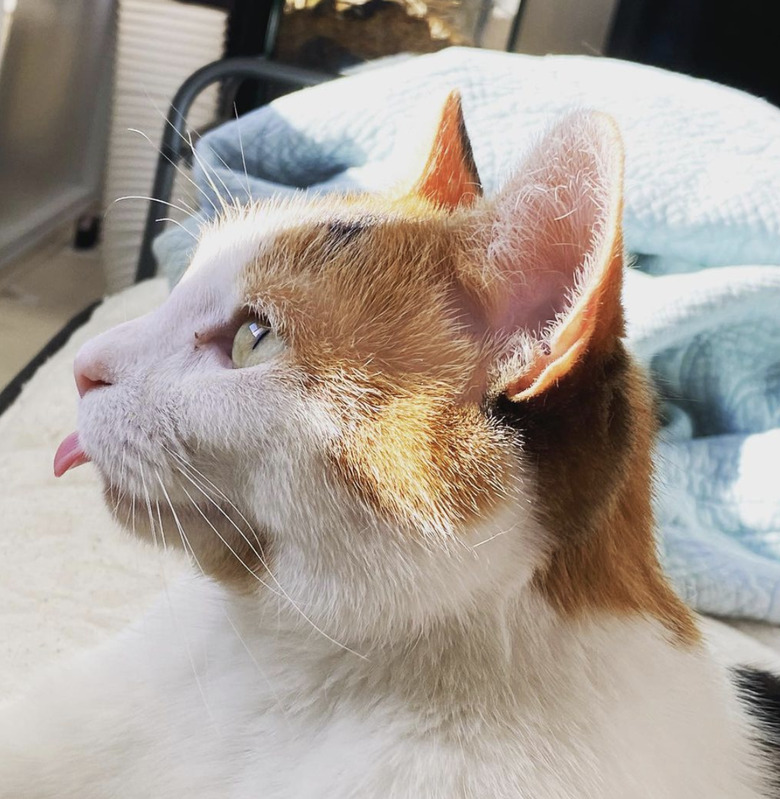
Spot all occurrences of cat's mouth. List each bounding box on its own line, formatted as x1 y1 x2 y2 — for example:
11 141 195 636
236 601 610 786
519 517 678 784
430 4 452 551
53 432 91 477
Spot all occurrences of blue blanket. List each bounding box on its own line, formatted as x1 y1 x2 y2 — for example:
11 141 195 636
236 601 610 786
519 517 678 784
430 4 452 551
155 48 780 622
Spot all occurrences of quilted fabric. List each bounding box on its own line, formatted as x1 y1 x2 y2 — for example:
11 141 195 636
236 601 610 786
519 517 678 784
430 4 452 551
155 47 780 621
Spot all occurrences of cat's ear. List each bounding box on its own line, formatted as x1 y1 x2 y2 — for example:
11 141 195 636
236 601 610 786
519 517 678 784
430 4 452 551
407 90 482 210
483 111 625 401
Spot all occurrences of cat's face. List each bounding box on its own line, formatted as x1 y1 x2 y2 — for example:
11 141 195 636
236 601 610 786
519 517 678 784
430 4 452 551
58 95 640 642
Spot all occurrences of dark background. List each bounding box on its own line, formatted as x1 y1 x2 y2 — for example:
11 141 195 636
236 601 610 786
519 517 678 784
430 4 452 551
176 0 780 108
607 0 779 107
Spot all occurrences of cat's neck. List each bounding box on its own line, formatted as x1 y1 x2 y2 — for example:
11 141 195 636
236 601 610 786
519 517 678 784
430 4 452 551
191 576 751 799
225 576 701 724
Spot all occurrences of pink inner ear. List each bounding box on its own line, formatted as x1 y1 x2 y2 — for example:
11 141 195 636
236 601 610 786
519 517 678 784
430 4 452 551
485 113 620 340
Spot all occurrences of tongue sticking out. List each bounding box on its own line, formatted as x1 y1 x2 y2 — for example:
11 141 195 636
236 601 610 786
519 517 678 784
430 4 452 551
54 432 91 477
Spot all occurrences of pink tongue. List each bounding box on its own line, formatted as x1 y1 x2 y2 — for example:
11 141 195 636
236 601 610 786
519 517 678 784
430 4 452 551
54 432 91 477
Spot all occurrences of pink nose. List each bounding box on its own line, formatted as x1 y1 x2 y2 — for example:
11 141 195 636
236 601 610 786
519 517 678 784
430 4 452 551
74 352 112 397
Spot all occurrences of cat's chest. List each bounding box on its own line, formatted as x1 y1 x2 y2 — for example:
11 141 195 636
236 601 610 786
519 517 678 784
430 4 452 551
111 586 760 799
209 664 749 799
229 708 544 799
224 705 753 799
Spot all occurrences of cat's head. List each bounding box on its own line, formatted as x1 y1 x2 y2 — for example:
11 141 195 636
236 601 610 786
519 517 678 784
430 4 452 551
58 94 683 644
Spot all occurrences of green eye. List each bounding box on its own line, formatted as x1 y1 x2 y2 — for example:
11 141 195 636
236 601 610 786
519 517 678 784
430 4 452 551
231 318 286 368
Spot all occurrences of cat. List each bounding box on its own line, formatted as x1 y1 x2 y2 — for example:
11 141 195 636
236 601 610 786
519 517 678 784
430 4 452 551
0 92 774 798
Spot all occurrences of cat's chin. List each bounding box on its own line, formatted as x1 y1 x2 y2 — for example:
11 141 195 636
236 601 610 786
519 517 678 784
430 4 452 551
104 484 272 589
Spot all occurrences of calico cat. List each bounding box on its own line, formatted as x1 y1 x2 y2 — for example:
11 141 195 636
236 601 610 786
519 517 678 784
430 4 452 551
0 93 774 798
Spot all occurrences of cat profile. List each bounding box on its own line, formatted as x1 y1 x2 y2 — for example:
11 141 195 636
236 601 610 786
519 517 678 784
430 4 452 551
0 92 773 798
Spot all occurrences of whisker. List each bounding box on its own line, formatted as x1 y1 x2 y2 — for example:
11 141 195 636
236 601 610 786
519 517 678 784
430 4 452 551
156 472 201 568
153 97 237 210
155 471 292 726
162 444 268 558
138 459 159 549
167 453 267 561
155 494 167 553
111 448 129 516
153 469 216 727
189 128 244 203
154 218 200 242
219 609 293 730
110 194 191 217
234 103 253 202
470 525 513 549
162 446 368 661
173 473 283 599
173 467 301 606
126 125 219 216
186 128 234 211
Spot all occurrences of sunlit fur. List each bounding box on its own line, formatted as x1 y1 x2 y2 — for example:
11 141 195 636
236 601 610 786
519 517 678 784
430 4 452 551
0 105 770 798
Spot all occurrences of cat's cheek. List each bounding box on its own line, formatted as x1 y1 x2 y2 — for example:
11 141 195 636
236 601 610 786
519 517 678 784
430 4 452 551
181 367 301 449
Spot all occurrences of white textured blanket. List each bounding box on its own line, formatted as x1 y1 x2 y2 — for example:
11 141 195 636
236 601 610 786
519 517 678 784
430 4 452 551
1 279 779 699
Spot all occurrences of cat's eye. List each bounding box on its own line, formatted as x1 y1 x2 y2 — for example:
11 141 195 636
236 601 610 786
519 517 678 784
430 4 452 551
231 317 286 368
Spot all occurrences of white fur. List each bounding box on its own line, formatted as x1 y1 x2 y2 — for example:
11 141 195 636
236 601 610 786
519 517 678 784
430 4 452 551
0 577 765 798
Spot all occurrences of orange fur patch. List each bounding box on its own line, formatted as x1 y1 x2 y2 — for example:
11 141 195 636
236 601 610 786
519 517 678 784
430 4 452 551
229 106 699 645
238 194 507 535
410 90 482 211
495 346 699 646
333 384 511 537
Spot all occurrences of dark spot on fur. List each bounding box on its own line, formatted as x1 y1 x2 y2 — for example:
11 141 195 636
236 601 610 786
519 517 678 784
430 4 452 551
486 345 698 644
489 345 632 542
326 219 368 246
734 667 780 793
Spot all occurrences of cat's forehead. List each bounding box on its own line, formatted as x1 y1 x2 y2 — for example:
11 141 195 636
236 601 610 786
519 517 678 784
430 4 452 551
184 198 344 283
173 193 464 345
187 193 446 287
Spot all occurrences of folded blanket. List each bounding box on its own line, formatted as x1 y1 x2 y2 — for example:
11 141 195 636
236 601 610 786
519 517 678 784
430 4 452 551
155 47 780 622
